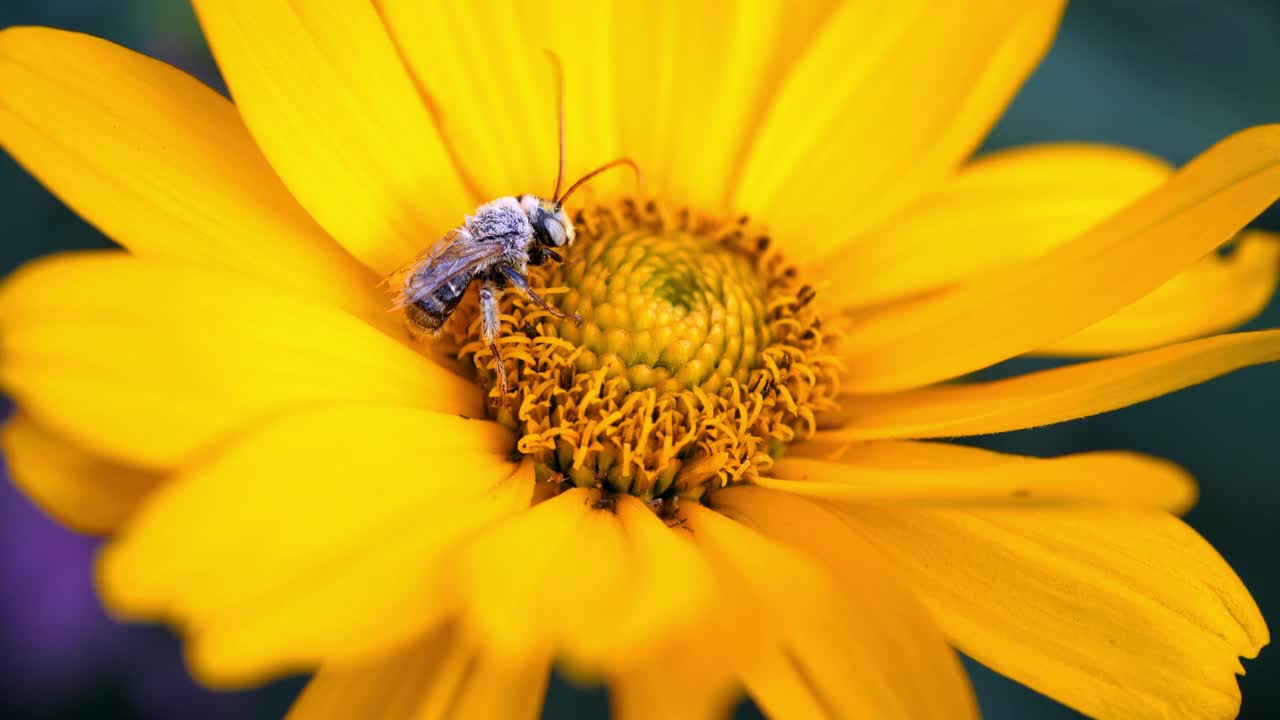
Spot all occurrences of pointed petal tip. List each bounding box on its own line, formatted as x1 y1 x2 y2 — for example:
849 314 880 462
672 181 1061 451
0 26 380 312
840 505 1266 719
843 123 1280 393
841 329 1280 441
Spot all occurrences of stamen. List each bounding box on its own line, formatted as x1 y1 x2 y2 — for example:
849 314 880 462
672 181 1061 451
439 198 844 507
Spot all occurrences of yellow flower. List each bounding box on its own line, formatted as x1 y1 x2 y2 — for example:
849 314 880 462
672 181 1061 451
1 2 1278 718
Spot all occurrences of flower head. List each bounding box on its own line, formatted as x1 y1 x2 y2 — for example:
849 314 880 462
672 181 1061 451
444 199 843 500
1 2 1278 718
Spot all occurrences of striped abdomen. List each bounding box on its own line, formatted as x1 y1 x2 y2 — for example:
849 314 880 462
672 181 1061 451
404 272 474 334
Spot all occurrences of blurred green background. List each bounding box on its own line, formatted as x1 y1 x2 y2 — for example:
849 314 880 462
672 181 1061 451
0 1 1277 718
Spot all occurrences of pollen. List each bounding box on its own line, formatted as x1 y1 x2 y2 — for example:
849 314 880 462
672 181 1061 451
441 199 844 506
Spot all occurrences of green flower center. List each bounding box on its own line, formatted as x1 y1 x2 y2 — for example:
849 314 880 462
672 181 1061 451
557 227 768 392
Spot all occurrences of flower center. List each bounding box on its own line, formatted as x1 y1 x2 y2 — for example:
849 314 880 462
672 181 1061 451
440 199 843 508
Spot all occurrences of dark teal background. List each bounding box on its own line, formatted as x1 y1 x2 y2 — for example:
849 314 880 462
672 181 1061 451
0 1 1277 718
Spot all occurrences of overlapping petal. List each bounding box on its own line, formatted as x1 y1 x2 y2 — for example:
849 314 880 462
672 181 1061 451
765 440 1196 513
834 330 1280 440
734 0 1066 262
1 412 164 533
815 144 1171 310
0 253 478 469
0 27 377 313
608 0 839 210
818 143 1278 356
378 0 838 209
595 494 720 670
453 490 716 672
610 638 740 720
374 0 552 203
191 0 472 275
288 624 549 720
685 500 977 719
99 405 529 686
1041 231 1280 355
842 124 1280 392
0 4 1273 720
839 505 1267 719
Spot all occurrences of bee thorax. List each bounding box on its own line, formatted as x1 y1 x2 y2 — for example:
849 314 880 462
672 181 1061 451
466 197 533 246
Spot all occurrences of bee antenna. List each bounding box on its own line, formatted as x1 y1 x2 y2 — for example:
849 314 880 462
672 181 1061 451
555 157 643 210
544 49 567 203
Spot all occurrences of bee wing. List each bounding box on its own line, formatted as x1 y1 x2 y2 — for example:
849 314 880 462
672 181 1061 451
390 230 506 309
383 228 466 287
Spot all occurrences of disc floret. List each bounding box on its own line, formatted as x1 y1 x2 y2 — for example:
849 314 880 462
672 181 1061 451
442 199 843 507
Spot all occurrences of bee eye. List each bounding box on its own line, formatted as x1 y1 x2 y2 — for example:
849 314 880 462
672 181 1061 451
544 219 568 247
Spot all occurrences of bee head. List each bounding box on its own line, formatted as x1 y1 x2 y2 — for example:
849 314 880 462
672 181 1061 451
520 195 576 248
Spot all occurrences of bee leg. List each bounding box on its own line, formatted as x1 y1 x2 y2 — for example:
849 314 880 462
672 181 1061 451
479 281 510 406
500 265 583 326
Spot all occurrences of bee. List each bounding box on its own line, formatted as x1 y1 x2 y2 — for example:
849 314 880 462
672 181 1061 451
388 54 639 406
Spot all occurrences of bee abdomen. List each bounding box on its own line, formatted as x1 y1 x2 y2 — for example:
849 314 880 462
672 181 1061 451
404 274 472 334
405 299 446 333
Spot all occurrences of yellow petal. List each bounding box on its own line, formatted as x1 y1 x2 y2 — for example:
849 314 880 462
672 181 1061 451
454 490 714 672
788 435 1030 468
1 412 164 534
734 1 1065 262
586 495 717 671
453 487 618 664
766 441 1195 513
378 0 836 209
191 0 472 275
840 506 1268 719
0 253 478 469
0 27 377 314
684 501 977 719
816 144 1171 309
842 124 1280 392
611 635 740 720
374 0 547 202
98 405 529 686
424 638 549 720
820 144 1276 357
835 330 1280 440
288 624 549 720
1041 231 1280 355
611 0 839 210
